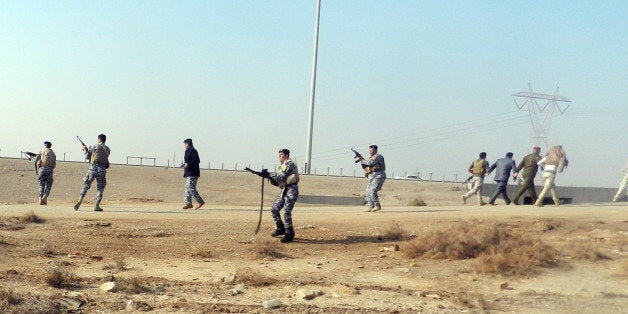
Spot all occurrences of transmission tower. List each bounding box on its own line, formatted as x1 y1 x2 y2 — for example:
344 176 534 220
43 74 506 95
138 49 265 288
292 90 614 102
512 84 571 150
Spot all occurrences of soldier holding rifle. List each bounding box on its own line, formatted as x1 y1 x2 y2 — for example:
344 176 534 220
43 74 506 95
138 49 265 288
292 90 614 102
74 134 110 211
354 145 386 212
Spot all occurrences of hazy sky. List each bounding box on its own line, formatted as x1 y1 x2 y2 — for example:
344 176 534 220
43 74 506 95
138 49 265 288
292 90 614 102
1 1 626 188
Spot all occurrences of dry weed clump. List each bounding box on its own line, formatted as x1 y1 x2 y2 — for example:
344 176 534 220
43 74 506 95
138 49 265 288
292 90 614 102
250 238 284 259
45 268 76 289
406 197 427 206
35 243 56 257
20 210 45 224
0 286 22 306
566 241 612 261
103 256 127 271
383 221 406 241
0 286 61 313
404 220 558 275
117 276 153 294
234 267 275 287
191 249 213 259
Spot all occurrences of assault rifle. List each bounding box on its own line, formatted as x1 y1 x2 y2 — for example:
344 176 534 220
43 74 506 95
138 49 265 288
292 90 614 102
244 167 278 186
351 147 369 170
23 151 41 173
76 136 88 151
351 147 362 163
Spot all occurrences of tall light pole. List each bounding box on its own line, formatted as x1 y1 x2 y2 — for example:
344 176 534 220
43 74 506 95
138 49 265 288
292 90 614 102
305 0 321 174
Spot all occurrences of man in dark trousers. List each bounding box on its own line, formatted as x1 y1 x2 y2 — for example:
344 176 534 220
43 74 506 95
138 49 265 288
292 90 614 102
512 146 541 205
487 152 516 205
182 138 205 209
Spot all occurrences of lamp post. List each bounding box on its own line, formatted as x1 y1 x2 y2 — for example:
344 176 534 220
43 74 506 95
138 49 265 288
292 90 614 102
305 0 322 174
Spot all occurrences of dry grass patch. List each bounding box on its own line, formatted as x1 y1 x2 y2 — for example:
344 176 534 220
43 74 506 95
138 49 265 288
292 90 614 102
249 237 284 259
117 276 154 294
20 210 45 224
234 267 276 287
406 197 427 206
383 221 406 241
0 286 62 313
0 286 22 306
45 268 77 289
404 220 558 275
34 243 56 257
191 249 213 259
103 256 127 271
566 241 612 261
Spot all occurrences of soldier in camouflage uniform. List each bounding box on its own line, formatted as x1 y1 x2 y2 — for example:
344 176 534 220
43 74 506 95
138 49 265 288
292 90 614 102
357 145 386 212
268 149 299 243
74 134 110 212
37 141 56 205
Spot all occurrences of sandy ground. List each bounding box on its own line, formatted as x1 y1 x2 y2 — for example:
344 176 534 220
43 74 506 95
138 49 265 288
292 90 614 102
1 158 627 313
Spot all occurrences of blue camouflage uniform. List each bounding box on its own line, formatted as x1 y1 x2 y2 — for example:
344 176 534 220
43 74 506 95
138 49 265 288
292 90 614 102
37 147 56 202
361 153 386 210
270 158 299 231
75 142 110 210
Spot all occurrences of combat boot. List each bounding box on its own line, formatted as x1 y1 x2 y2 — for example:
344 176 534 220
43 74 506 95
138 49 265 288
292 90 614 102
74 195 84 210
280 227 295 243
42 195 48 205
271 222 285 237
39 197 44 205
94 199 103 212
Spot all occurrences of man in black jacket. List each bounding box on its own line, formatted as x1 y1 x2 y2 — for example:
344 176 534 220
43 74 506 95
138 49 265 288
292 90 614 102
182 138 205 209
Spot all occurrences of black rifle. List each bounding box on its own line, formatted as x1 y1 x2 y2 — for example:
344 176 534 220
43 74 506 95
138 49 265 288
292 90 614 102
351 148 369 170
76 136 88 151
351 147 362 163
23 151 41 173
244 167 277 186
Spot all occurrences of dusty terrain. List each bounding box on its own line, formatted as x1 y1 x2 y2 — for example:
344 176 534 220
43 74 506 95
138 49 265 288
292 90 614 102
1 158 627 313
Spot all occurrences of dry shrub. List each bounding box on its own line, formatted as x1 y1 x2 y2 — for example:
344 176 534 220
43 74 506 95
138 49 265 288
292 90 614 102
404 220 558 275
234 267 275 287
566 241 612 261
35 243 55 257
406 197 427 206
20 210 45 224
250 238 283 259
151 230 171 238
532 218 563 232
454 292 491 311
103 256 128 271
0 286 22 306
117 276 153 294
45 268 75 288
331 283 360 296
191 249 213 259
0 287 61 313
383 221 406 241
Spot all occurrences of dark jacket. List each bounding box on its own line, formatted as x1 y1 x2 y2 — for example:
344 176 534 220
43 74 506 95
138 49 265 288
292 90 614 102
488 157 516 182
184 147 201 177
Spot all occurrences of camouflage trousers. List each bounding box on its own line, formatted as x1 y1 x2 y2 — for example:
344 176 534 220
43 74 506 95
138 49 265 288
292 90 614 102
271 184 298 229
79 164 107 202
38 166 54 197
184 176 204 205
365 172 386 209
